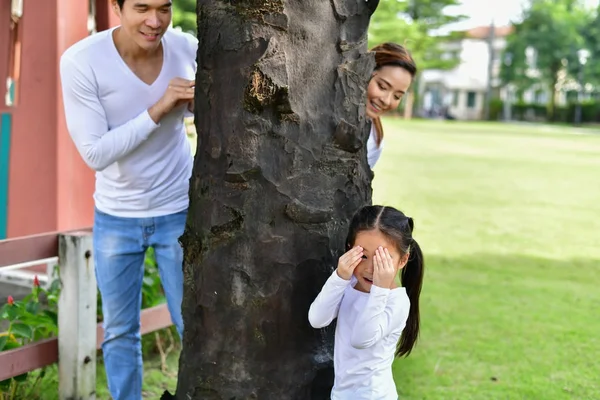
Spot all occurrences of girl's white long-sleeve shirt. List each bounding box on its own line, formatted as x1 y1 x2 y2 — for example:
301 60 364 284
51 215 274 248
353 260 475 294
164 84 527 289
308 271 410 400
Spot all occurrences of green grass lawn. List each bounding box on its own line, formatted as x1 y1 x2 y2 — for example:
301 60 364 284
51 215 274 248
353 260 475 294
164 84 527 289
14 119 599 399
372 119 600 399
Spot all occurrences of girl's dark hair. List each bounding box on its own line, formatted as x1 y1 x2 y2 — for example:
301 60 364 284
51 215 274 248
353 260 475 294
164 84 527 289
346 205 424 357
369 43 417 147
116 0 125 8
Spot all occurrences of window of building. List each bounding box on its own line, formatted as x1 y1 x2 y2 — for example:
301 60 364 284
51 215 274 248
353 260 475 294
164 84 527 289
467 91 477 108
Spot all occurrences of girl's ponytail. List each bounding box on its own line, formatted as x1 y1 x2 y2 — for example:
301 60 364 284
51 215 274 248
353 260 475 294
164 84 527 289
396 238 424 357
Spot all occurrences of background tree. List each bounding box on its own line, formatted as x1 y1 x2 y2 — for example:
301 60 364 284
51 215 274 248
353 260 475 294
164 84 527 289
173 1 379 399
172 0 196 34
587 6 600 85
500 0 591 119
568 3 600 86
368 0 420 49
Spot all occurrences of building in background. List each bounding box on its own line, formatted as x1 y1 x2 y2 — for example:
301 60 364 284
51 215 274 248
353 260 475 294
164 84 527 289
419 25 514 120
419 23 592 121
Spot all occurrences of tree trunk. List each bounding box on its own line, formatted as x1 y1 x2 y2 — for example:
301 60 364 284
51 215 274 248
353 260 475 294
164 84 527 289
403 92 414 120
547 81 555 122
548 64 561 122
175 1 378 399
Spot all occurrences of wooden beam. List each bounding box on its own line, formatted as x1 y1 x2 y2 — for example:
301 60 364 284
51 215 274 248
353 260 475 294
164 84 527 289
0 338 58 381
0 227 92 269
0 231 58 268
0 304 171 381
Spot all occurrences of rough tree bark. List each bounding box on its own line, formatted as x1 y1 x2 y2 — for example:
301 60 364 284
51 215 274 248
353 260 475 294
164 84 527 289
176 1 379 398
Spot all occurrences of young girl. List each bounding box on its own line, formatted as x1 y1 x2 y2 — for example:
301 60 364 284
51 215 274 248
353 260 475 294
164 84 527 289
308 205 424 399
366 43 417 169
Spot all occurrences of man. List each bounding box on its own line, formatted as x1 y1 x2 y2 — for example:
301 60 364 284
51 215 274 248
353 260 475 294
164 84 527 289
59 1 197 398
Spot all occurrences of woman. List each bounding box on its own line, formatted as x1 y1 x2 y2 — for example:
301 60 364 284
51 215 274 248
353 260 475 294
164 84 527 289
366 43 417 169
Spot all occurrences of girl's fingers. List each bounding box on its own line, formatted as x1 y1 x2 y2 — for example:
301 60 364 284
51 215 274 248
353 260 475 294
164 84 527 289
339 249 353 263
347 248 362 260
341 249 363 270
342 246 362 261
353 247 364 258
373 250 381 271
350 256 362 269
339 253 349 264
376 248 388 269
383 248 393 269
347 255 362 268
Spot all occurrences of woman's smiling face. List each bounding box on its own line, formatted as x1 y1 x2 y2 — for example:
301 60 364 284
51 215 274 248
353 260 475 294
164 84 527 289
366 65 412 119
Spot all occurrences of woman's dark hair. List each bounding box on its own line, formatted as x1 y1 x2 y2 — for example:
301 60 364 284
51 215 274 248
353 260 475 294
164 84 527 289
369 43 417 147
346 205 424 357
116 0 125 8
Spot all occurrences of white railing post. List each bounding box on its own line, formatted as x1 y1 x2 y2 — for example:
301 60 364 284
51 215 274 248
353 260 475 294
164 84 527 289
58 231 97 400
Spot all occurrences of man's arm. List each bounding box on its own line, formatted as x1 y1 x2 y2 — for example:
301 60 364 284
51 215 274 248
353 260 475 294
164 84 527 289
59 55 160 171
183 32 198 119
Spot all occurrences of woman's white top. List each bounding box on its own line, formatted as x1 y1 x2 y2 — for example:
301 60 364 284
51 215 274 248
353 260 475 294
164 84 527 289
366 123 384 169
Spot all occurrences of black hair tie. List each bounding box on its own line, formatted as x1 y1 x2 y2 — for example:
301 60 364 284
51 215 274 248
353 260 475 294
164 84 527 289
407 217 414 233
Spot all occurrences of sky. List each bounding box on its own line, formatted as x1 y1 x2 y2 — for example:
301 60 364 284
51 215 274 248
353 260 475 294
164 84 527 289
447 0 527 28
443 0 599 31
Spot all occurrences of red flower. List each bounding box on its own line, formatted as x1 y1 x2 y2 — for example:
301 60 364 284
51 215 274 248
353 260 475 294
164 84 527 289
33 275 40 287
7 295 14 305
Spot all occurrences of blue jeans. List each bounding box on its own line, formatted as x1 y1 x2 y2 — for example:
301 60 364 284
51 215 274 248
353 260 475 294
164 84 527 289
93 207 187 400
